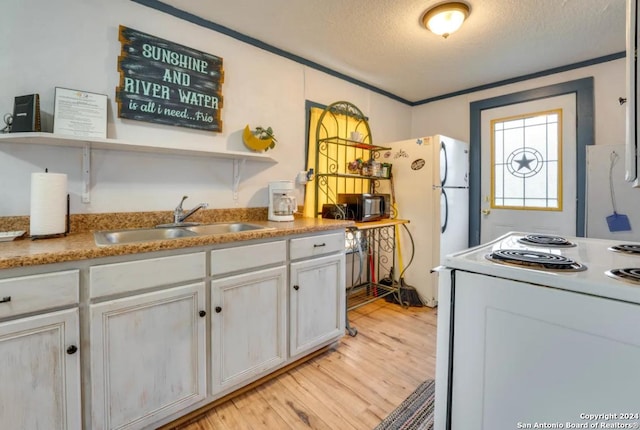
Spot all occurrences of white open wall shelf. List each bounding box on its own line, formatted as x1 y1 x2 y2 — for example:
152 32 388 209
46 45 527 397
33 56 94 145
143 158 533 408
0 132 277 202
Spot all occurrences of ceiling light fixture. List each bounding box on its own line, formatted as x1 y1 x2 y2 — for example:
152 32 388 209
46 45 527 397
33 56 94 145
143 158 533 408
422 2 470 39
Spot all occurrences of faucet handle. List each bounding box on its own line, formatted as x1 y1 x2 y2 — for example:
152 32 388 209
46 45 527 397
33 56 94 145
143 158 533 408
173 196 189 223
176 195 188 210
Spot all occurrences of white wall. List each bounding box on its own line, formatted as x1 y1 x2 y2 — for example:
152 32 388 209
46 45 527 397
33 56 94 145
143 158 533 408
410 59 627 147
0 0 411 216
587 144 640 241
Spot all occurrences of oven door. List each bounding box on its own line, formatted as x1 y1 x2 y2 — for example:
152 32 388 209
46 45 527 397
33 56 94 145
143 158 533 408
434 268 454 430
446 270 640 429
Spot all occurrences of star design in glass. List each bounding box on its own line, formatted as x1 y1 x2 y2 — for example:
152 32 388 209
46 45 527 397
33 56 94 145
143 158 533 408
514 154 534 171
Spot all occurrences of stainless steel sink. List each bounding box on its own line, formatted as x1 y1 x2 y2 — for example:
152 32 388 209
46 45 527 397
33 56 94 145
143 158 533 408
94 227 198 246
94 223 273 246
184 222 272 235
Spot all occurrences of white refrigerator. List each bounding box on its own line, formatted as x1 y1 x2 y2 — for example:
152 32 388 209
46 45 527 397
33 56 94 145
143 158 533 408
379 135 469 307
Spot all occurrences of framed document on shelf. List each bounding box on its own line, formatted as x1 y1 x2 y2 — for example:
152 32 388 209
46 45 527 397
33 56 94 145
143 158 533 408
53 87 108 138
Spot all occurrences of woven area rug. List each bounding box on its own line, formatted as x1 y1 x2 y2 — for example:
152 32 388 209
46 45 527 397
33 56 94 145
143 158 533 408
374 380 435 430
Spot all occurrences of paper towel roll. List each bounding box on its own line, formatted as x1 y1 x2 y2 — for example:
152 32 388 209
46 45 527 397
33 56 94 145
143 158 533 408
30 172 67 236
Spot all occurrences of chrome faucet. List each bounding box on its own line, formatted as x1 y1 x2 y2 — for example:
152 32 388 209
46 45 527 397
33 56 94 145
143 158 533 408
174 195 209 224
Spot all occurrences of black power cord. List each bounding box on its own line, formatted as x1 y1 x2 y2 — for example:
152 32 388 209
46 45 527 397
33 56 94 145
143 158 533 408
1 113 12 133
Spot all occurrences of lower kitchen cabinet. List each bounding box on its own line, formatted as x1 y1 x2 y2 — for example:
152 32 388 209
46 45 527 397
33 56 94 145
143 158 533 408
290 252 346 358
0 308 81 430
90 282 207 430
0 229 348 429
210 265 287 394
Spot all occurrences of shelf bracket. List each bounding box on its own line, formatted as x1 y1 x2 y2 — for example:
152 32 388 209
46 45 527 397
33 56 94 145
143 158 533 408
232 159 245 201
82 143 91 203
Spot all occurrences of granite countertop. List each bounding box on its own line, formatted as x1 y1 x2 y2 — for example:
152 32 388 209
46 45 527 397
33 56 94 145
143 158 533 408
0 217 354 270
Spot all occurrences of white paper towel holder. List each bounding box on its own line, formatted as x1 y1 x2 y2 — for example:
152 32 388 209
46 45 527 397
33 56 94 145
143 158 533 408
30 193 70 240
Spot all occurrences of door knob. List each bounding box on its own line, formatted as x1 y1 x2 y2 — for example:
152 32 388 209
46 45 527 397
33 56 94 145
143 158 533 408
481 209 491 215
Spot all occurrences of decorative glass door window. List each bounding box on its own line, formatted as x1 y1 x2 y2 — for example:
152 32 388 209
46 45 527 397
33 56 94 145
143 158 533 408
491 109 562 210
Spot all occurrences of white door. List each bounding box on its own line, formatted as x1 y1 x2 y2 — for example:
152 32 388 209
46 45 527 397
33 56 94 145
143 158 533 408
289 253 345 358
0 309 81 430
480 94 576 243
439 136 469 187
211 266 287 394
90 283 206 430
440 187 468 261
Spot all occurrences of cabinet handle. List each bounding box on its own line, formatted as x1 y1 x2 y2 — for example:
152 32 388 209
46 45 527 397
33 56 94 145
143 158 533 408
0 296 11 304
313 243 326 248
293 285 299 290
199 310 206 317
215 306 222 313
66 345 78 355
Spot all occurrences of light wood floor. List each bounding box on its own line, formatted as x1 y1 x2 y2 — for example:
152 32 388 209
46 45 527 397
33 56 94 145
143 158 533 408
174 299 438 430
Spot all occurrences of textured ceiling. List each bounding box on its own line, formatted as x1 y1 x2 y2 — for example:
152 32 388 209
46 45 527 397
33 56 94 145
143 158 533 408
153 0 626 104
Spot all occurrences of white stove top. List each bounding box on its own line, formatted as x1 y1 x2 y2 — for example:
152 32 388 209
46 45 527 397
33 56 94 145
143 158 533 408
442 232 640 305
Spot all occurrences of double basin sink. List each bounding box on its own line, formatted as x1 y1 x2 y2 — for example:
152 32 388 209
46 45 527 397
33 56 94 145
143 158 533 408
94 222 273 246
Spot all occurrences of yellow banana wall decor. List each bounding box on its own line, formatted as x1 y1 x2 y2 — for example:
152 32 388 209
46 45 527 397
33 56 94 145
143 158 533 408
242 125 277 152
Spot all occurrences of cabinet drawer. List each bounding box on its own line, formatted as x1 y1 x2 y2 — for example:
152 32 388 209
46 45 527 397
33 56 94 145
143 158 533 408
90 252 205 299
289 232 345 260
211 241 286 275
0 270 79 319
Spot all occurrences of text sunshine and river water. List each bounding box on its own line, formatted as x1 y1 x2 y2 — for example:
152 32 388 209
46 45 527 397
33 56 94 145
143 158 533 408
116 26 223 132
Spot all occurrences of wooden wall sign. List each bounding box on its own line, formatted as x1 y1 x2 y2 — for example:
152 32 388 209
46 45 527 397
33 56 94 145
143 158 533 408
116 25 224 132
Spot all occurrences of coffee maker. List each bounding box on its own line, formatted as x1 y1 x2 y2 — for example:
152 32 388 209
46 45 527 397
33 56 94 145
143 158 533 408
268 180 297 222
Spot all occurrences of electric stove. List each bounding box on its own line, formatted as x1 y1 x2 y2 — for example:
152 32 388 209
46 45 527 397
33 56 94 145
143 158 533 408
439 231 640 304
434 231 640 430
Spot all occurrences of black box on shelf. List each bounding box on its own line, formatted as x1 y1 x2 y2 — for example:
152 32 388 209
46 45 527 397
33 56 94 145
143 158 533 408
11 94 41 133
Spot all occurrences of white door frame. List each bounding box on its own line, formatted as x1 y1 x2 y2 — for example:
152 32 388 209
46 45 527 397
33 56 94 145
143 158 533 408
469 77 594 246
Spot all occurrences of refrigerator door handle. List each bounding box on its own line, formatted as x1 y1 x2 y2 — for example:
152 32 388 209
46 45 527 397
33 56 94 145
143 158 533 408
440 141 448 186
441 188 448 234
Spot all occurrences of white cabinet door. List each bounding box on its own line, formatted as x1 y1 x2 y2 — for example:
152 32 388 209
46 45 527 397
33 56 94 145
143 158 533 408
290 253 345 358
0 308 81 430
211 266 287 394
90 283 207 430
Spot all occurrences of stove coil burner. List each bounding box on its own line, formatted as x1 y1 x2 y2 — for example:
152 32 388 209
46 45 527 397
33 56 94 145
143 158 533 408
606 268 640 285
517 234 576 248
608 244 640 255
486 249 586 272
